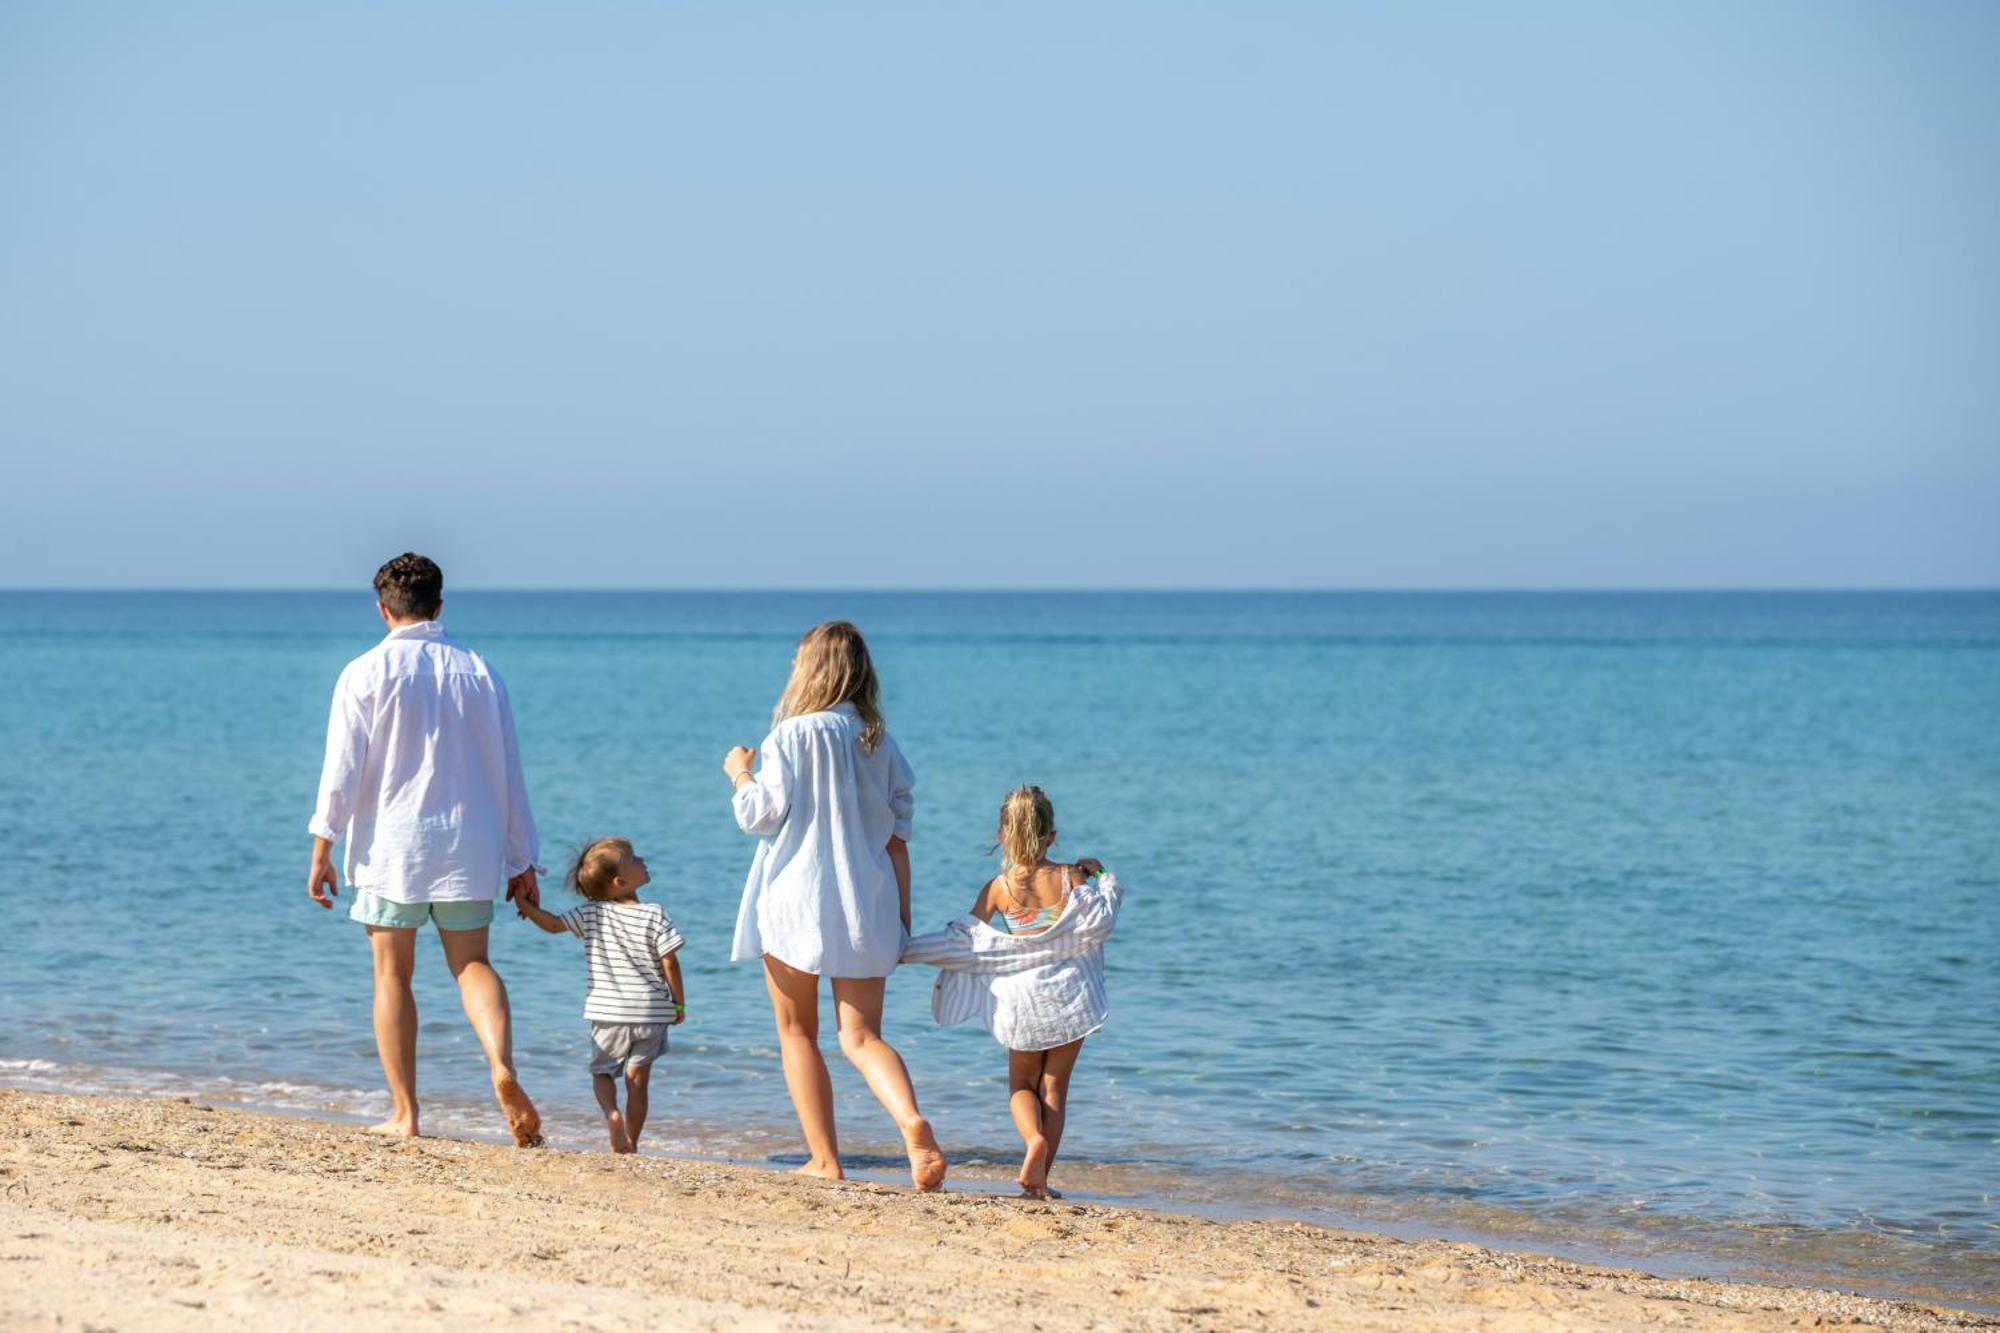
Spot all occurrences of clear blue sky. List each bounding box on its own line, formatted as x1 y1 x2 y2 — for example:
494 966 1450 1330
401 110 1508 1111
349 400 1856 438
2 2 1995 589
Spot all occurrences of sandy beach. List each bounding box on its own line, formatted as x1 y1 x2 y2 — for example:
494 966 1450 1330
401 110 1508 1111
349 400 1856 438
0 1090 1990 1332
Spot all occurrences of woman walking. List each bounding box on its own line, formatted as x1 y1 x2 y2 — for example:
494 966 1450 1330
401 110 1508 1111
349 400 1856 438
724 621 945 1190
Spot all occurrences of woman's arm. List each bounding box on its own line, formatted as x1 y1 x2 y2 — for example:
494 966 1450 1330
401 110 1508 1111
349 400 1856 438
887 835 911 933
727 736 792 835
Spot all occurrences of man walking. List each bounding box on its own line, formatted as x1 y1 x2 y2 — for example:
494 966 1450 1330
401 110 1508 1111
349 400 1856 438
307 553 544 1146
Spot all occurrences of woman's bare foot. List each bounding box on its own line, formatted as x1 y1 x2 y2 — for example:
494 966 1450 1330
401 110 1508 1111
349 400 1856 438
903 1116 946 1192
1019 1133 1050 1196
794 1157 845 1181
365 1117 418 1139
493 1073 544 1148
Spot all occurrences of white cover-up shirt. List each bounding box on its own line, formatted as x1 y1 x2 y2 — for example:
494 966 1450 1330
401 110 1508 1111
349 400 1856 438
899 872 1124 1052
307 621 539 903
730 703 915 978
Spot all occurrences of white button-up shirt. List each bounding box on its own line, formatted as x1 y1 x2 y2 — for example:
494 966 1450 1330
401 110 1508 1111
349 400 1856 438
308 620 539 903
900 872 1124 1052
730 703 915 978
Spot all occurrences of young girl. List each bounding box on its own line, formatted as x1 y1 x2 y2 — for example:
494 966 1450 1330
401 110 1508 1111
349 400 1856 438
724 621 945 1190
902 786 1124 1199
518 837 686 1153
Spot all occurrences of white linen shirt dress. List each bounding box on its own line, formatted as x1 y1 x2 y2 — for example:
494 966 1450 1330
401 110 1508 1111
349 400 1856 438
899 872 1124 1052
730 703 915 978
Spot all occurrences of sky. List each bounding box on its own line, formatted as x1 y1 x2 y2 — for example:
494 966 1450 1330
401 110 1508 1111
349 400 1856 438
2 2 1996 589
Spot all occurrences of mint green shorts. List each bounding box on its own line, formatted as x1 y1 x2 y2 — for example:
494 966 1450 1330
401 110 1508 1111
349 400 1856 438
348 892 495 932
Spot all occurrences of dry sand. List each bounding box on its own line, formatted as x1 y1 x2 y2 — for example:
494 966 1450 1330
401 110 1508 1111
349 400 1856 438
1 1089 1991 1331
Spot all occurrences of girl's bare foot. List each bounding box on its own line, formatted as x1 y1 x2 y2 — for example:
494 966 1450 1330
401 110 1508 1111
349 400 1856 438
1019 1133 1050 1196
794 1156 844 1181
903 1116 946 1192
493 1073 544 1148
365 1117 418 1139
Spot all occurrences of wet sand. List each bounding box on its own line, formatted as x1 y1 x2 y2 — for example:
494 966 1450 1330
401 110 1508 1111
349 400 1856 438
1 1089 1991 1331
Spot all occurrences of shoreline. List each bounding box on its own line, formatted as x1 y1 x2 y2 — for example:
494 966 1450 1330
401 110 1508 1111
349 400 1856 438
6 1061 1995 1314
3 1090 1993 1331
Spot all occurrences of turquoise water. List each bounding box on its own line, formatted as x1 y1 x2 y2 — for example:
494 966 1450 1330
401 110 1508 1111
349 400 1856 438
1 592 1996 1304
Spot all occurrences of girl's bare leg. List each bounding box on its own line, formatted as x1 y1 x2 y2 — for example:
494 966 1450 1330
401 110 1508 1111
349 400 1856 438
624 1064 652 1148
831 977 946 1191
1036 1039 1085 1198
593 1073 633 1153
764 955 842 1179
1009 1048 1052 1196
365 926 420 1137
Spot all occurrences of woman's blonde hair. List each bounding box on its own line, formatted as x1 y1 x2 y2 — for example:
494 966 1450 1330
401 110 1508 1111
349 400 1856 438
774 621 884 751
995 785 1056 876
566 836 632 902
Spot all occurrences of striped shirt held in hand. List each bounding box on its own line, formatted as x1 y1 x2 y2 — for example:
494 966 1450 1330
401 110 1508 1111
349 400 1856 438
561 900 685 1024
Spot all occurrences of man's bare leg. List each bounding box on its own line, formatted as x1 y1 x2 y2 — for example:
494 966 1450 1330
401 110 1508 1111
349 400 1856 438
439 926 543 1147
365 926 420 1137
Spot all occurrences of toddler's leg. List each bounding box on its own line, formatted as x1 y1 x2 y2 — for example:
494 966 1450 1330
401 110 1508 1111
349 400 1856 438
1009 1048 1051 1197
593 1073 633 1153
1036 1039 1086 1196
624 1064 652 1149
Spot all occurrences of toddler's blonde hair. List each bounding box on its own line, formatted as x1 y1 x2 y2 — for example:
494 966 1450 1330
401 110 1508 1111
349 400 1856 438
774 621 884 752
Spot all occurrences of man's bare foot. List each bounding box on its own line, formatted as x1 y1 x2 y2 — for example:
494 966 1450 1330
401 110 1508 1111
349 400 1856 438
365 1117 418 1139
794 1157 844 1181
493 1073 544 1148
903 1116 946 1192
1018 1133 1050 1196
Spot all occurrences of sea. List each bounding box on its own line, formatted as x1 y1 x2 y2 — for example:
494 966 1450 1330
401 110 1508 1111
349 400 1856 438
1 591 1994 1307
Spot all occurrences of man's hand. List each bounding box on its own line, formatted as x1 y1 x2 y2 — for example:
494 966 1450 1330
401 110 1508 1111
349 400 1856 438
308 851 339 909
507 867 541 911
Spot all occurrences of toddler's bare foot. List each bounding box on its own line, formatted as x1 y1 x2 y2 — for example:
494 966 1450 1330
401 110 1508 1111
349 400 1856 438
493 1073 543 1148
365 1117 418 1139
902 1116 946 1192
1018 1134 1051 1196
1042 1186 1064 1199
606 1114 633 1154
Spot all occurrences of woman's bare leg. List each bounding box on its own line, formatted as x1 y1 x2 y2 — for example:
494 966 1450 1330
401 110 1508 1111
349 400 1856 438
1036 1039 1085 1197
831 977 945 1191
1009 1047 1052 1197
764 955 841 1179
440 926 542 1147
365 926 420 1137
593 1073 633 1153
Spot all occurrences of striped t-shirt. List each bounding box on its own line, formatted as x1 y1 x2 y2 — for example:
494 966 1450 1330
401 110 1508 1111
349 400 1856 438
561 900 685 1024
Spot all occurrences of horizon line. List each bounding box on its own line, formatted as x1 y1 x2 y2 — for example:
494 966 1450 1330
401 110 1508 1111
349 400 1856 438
3 585 1998 596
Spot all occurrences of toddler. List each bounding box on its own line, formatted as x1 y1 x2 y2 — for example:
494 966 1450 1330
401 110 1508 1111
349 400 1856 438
520 837 686 1152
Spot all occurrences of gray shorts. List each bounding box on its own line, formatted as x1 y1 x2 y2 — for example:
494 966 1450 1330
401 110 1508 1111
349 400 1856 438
589 1022 668 1076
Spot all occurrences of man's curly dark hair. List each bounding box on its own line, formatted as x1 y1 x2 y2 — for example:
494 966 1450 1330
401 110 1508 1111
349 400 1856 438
373 552 444 620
